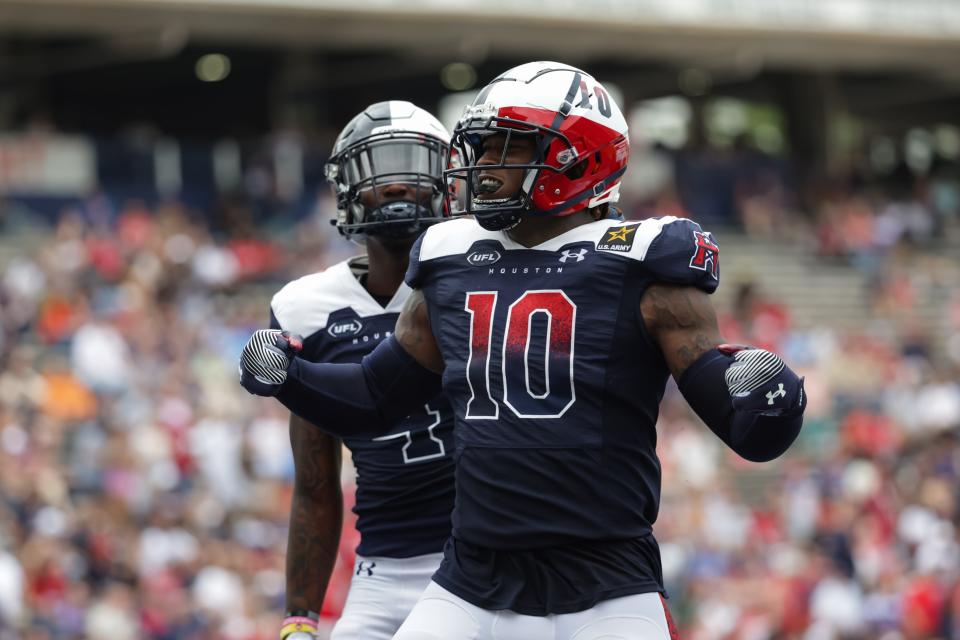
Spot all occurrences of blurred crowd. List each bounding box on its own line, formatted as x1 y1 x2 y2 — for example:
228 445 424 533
657 268 960 640
0 152 958 640
0 193 360 640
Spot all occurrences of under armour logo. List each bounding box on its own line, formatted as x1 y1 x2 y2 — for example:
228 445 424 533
356 561 376 576
559 248 588 263
766 383 786 405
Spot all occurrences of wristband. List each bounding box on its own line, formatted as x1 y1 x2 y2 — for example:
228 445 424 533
280 612 319 639
284 609 320 622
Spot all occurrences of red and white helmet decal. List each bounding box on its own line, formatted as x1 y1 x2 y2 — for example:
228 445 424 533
447 61 629 226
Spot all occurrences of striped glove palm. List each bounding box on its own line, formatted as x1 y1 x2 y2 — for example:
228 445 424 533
239 329 303 396
721 345 805 417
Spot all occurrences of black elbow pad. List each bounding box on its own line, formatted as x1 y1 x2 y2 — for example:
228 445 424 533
678 345 805 461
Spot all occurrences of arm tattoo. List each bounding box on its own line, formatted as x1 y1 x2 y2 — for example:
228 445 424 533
674 331 720 377
641 284 723 380
286 413 343 613
396 290 428 350
395 289 444 373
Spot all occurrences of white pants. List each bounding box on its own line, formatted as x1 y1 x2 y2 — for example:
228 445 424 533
331 552 444 640
393 581 678 640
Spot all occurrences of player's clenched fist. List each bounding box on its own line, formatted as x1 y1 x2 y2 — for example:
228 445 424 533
239 329 303 396
720 345 805 417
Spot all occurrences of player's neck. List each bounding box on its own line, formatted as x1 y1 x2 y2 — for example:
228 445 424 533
505 210 598 248
363 236 412 299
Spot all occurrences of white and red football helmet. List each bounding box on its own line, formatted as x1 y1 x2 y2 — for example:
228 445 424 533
446 61 629 230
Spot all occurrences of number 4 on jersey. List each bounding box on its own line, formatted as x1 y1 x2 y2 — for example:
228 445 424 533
465 290 577 420
372 404 446 464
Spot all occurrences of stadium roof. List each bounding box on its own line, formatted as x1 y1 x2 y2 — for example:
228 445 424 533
1 0 960 78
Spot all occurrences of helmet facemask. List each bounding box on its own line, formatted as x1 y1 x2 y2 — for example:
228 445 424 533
445 110 582 231
326 132 450 241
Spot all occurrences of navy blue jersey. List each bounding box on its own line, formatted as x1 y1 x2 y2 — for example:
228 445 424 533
271 257 455 558
405 216 719 614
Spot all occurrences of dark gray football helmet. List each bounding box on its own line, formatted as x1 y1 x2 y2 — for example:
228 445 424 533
325 101 452 241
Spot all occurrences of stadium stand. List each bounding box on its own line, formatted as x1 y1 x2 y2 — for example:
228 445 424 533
1 148 958 637
1 2 959 638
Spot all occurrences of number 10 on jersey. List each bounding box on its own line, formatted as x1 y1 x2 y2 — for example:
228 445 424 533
464 290 577 419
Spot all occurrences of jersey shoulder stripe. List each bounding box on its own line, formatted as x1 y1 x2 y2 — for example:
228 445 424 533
417 218 501 262
593 216 681 261
415 215 692 263
271 258 410 338
514 216 683 258
409 214 717 293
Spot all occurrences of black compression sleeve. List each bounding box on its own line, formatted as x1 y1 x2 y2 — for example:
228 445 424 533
678 349 803 463
276 335 442 439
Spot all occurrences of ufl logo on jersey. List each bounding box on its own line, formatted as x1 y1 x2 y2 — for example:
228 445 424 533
689 230 719 279
596 224 639 253
327 318 363 338
466 250 501 266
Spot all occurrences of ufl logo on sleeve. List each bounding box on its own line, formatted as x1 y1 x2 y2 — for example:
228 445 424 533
596 224 640 253
689 230 719 279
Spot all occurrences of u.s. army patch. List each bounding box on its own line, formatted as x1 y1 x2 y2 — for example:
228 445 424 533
596 224 640 253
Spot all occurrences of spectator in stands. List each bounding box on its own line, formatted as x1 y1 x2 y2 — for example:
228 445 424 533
0 153 957 638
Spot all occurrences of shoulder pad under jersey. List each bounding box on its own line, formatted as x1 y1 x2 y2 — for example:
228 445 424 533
272 259 410 338
593 216 719 293
405 218 496 288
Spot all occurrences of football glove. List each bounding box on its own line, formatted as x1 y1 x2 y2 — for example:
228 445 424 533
720 345 805 417
239 329 303 397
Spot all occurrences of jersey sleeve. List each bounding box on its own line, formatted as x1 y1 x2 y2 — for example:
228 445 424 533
642 218 720 293
269 308 282 330
404 230 429 290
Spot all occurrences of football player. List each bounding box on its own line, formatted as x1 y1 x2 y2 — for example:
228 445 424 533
243 63 805 640
270 101 455 640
